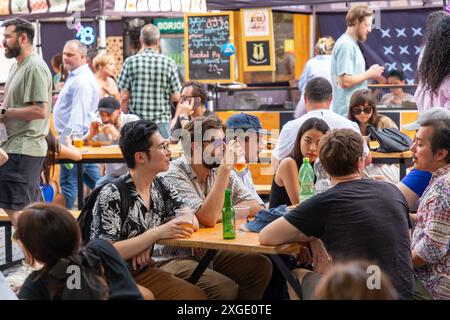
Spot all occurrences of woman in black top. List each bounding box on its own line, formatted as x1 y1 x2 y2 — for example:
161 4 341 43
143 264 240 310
269 118 329 208
15 203 143 300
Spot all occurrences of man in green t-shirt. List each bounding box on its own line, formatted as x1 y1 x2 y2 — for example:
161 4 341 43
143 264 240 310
0 18 52 227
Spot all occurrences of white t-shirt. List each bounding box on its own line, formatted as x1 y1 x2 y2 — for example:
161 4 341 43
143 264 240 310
103 113 140 176
273 109 369 161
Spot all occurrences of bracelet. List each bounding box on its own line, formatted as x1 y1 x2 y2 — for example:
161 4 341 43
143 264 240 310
179 115 189 121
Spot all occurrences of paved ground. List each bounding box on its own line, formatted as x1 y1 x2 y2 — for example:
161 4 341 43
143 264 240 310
0 227 24 275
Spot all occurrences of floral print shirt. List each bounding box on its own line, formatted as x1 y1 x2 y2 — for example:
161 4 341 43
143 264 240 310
90 173 192 268
411 164 450 300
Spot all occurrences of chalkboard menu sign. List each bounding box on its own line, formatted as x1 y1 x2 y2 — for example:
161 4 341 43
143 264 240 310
184 12 235 83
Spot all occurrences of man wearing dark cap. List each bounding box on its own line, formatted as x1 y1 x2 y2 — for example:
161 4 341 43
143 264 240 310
225 113 268 206
85 96 139 187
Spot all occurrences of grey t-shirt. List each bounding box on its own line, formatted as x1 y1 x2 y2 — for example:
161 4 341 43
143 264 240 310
2 53 52 157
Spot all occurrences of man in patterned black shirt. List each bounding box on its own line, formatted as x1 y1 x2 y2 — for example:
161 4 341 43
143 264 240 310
90 120 206 300
118 24 181 139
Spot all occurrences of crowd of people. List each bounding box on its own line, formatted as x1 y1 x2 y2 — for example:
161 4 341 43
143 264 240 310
0 4 449 301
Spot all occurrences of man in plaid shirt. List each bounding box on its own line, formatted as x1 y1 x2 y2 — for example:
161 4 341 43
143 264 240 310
118 24 181 138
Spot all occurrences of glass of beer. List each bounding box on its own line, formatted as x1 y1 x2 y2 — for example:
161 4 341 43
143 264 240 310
234 156 247 175
174 208 195 230
72 132 83 148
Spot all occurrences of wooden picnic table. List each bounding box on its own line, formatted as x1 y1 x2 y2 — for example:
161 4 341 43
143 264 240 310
158 221 306 298
57 145 413 209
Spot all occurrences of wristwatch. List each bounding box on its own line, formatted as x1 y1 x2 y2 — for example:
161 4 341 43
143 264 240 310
179 115 189 121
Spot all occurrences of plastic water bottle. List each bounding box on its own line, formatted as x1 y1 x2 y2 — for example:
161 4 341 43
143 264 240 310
299 157 315 202
314 158 332 194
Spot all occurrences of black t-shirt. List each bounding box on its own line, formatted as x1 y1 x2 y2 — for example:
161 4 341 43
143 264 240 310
285 179 414 300
18 239 142 300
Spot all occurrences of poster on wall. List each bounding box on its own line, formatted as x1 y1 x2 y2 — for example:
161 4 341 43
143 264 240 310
240 8 275 72
243 8 270 37
246 40 271 67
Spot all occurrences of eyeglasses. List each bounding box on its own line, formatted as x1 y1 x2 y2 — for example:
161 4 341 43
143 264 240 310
352 107 373 115
157 142 170 151
180 95 199 102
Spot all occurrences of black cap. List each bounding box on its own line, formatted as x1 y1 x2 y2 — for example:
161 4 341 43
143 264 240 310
98 96 120 114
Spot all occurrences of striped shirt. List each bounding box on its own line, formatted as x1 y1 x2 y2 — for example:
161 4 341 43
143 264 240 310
161 156 256 214
412 163 450 300
117 48 182 123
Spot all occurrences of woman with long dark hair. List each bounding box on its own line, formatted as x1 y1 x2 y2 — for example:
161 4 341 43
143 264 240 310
415 15 450 113
347 89 399 183
269 118 330 208
15 203 144 300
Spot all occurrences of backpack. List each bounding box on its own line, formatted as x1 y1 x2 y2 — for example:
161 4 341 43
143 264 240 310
366 125 412 153
78 176 130 245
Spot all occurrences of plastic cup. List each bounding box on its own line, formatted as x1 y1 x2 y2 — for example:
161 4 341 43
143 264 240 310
72 132 83 148
233 205 250 221
174 208 195 229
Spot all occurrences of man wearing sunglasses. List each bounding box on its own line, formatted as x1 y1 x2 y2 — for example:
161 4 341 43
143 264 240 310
162 116 272 300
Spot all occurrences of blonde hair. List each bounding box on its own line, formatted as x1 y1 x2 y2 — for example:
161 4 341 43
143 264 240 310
93 53 115 72
315 36 335 55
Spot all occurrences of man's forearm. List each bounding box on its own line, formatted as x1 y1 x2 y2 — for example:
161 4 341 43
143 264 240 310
6 104 48 121
120 91 130 114
196 167 231 227
339 72 370 89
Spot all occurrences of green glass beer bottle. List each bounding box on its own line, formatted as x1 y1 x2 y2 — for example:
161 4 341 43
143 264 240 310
222 189 235 239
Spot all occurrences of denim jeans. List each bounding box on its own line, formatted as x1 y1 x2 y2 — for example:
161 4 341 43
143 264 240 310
157 123 170 139
60 163 101 209
95 173 119 189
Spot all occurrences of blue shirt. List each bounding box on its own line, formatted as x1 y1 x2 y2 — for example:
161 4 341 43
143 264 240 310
53 64 99 135
331 33 367 116
298 55 332 92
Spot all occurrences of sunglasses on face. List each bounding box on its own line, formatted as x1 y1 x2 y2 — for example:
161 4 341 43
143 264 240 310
352 107 373 115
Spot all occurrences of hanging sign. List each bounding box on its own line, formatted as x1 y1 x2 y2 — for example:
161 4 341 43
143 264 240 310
240 8 275 72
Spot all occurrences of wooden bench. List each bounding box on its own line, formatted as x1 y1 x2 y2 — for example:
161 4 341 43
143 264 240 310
0 209 80 271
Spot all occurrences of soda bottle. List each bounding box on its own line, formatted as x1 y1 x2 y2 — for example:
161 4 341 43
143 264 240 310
314 158 332 194
299 157 315 202
222 189 235 239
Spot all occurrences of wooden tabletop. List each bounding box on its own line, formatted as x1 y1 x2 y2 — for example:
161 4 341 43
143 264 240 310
370 150 413 159
158 221 302 256
255 184 271 195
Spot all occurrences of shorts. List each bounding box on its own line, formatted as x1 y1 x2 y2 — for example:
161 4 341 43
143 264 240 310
0 153 44 211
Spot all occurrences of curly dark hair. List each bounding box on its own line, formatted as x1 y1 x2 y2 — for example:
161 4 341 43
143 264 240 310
418 16 450 94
